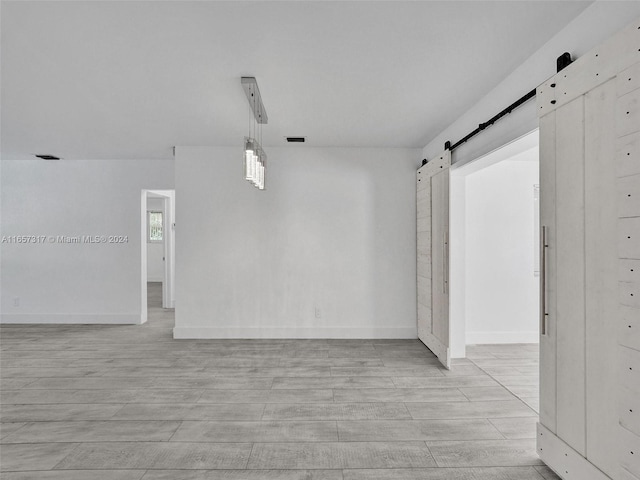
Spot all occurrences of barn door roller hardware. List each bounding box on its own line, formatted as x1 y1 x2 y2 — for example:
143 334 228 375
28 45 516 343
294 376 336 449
439 52 573 156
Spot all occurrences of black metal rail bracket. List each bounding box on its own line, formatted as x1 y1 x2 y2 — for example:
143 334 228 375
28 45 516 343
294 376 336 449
421 51 573 165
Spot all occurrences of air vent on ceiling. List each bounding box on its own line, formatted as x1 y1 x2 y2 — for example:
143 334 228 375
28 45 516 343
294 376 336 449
35 154 61 160
286 137 306 143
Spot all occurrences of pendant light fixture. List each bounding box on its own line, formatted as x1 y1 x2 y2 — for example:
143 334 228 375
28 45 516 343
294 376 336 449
241 77 268 190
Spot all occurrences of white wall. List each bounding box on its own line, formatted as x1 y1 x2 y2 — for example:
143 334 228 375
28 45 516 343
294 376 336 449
146 197 165 282
463 150 539 344
0 159 174 323
422 3 640 167
175 146 419 339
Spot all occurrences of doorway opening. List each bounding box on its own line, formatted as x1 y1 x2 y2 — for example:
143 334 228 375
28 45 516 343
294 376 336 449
141 189 175 326
450 130 540 359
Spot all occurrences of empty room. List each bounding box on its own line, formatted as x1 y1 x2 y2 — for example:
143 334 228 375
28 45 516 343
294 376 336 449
1 1 639 480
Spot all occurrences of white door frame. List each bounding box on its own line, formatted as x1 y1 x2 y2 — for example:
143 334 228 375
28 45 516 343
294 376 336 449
141 189 175 324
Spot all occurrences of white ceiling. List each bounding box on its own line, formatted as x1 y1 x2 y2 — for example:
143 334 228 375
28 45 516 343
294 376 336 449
1 1 592 160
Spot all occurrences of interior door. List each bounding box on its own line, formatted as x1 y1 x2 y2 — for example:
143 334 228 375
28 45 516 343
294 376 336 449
417 150 451 369
536 17 640 480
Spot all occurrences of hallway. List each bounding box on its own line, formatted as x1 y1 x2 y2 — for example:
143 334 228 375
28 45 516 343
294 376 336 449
0 313 555 479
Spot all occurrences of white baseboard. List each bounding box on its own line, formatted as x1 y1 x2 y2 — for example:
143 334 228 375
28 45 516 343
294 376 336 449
173 326 417 339
0 313 142 325
466 330 539 344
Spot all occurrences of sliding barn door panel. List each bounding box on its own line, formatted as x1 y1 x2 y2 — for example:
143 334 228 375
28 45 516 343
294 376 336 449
554 96 587 456
617 175 640 217
619 305 640 352
417 151 451 369
618 62 640 96
616 57 640 480
616 132 640 178
620 281 640 308
620 468 640 480
621 422 640 477
585 79 620 476
431 168 449 347
616 88 640 137
539 111 558 433
619 217 640 258
537 17 640 480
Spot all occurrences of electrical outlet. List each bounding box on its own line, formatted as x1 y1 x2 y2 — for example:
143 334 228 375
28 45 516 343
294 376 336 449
315 307 321 319
13 297 20 307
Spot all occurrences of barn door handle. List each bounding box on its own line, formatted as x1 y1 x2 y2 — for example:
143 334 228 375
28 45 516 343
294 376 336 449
540 225 548 336
443 232 449 294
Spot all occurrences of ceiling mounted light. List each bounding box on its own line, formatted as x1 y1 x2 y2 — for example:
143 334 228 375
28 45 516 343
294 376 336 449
241 77 268 190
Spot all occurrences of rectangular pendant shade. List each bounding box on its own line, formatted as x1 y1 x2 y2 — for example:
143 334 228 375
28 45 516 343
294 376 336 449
244 136 266 190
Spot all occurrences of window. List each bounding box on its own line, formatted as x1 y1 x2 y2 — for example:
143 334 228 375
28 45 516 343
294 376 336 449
148 211 163 242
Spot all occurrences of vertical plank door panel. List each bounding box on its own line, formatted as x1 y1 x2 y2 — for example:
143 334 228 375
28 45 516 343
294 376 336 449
555 96 587 456
616 131 640 178
431 168 450 349
538 110 558 434
584 79 619 478
619 304 640 353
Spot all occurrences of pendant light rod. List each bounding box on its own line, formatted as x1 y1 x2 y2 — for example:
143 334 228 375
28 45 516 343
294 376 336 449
241 77 268 125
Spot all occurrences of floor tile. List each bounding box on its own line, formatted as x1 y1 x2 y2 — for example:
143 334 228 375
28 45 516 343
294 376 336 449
0 422 26 439
197 389 333 404
263 403 411 421
150 377 274 389
112 403 265 421
21 377 156 390
170 421 338 442
458 386 516 401
55 442 252 470
505 386 539 398
535 465 563 479
330 367 443 377
492 376 539 386
342 466 548 480
439 365 486 377
279 358 383 368
0 379 38 389
332 388 467 403
337 419 503 441
247 442 436 469
0 443 79 471
392 376 500 388
521 397 539 413
176 358 282 368
406 400 537 419
489 417 539 439
426 439 543 467
140 470 343 479
1 389 203 405
1 367 102 378
381 358 443 367
2 421 181 444
0 471 145 480
271 377 394 389
0 306 546 477
0 404 124 422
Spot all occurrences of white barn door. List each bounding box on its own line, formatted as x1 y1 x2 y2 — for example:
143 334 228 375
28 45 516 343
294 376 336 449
537 18 640 480
417 151 451 369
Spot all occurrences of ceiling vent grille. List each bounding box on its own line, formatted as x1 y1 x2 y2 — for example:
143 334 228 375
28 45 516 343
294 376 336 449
286 137 305 143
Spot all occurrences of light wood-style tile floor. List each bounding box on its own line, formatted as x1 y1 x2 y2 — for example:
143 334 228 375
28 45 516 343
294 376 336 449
0 284 560 479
